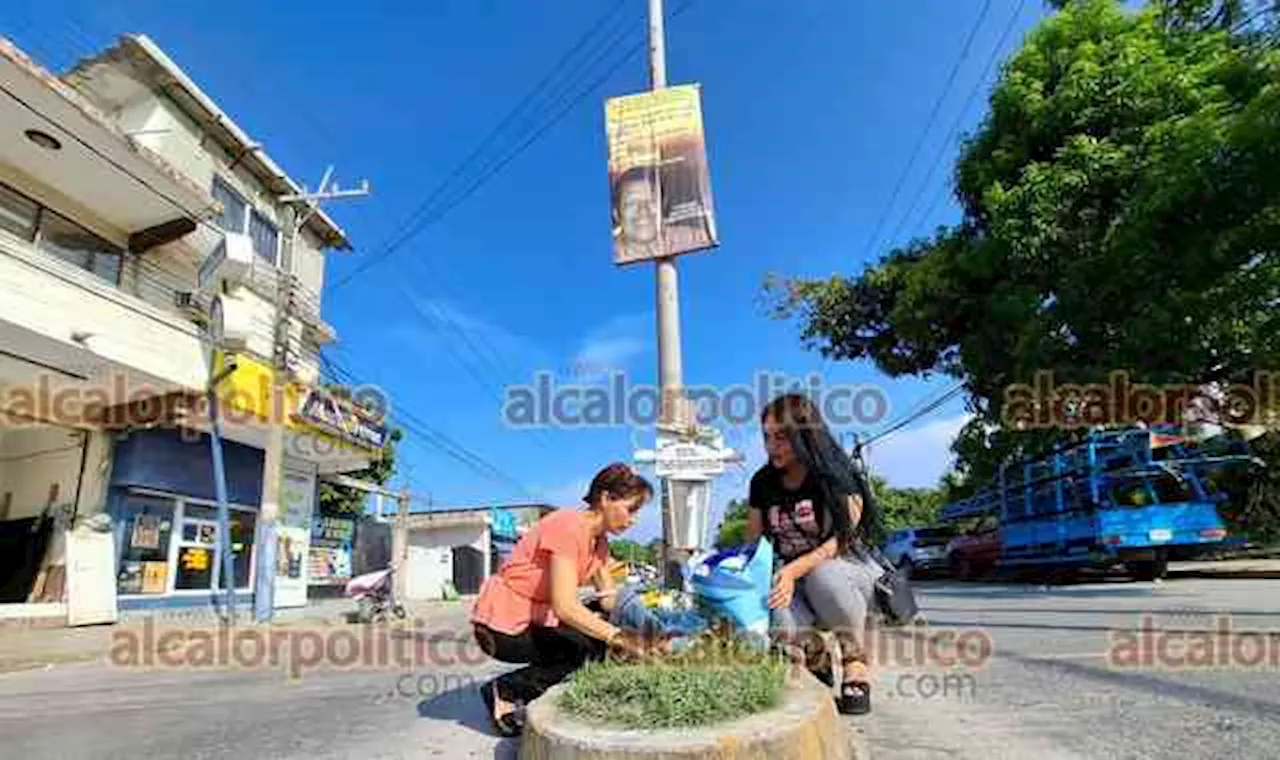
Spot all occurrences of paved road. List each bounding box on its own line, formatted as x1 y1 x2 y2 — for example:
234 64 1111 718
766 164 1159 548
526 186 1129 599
862 575 1280 759
0 576 1277 759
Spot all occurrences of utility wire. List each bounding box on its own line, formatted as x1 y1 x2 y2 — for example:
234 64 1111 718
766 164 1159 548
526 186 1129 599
321 351 537 499
858 0 995 260
342 0 635 276
327 0 698 293
905 0 1030 236
860 382 966 451
323 0 695 459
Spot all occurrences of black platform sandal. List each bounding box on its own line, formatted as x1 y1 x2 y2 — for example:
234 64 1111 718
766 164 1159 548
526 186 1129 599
836 681 871 715
480 681 523 737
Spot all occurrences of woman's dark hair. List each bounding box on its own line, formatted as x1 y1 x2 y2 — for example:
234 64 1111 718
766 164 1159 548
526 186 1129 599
761 393 883 553
584 462 654 507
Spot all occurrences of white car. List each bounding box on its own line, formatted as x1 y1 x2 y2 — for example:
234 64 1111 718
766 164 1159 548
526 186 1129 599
881 526 956 578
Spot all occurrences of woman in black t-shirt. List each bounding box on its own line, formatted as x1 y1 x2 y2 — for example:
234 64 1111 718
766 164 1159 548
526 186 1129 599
746 392 883 716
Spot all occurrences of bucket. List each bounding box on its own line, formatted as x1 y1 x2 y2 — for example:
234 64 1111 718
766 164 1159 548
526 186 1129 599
690 537 774 636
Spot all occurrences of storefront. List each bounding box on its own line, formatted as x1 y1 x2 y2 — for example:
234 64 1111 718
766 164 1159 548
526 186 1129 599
107 427 265 609
104 350 384 612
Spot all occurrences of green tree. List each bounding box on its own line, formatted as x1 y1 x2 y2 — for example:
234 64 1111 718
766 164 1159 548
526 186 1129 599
714 498 751 549
868 473 947 535
317 426 404 516
609 539 656 565
770 0 1280 494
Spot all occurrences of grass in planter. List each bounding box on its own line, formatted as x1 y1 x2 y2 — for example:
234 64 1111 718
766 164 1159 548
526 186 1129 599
558 634 789 729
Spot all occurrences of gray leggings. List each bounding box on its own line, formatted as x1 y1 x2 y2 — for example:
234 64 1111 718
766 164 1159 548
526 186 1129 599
770 552 880 667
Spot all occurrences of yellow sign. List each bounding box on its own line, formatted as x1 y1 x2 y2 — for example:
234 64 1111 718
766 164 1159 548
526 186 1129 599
210 350 384 455
141 561 168 594
212 350 279 423
604 84 717 266
181 547 210 571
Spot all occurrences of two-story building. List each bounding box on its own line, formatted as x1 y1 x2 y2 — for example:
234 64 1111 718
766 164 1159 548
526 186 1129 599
0 33 386 624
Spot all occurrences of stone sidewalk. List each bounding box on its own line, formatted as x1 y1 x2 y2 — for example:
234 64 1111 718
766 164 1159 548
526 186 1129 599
0 598 476 674
1169 557 1280 579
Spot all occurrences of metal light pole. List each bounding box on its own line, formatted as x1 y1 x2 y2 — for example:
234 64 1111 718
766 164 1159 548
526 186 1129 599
646 0 690 589
204 327 239 624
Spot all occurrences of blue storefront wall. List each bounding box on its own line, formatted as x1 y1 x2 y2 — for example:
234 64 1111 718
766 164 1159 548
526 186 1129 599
110 427 265 506
108 428 265 611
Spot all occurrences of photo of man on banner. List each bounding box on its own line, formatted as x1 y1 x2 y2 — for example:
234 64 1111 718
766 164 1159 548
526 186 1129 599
605 84 718 266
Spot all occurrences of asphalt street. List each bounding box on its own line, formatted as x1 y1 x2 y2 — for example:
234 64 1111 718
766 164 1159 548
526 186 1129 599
0 576 1276 759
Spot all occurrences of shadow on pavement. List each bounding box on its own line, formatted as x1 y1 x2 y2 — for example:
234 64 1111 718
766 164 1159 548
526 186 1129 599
417 682 519 759
919 583 1159 599
923 617 1280 635
934 607 1280 618
1003 649 1280 720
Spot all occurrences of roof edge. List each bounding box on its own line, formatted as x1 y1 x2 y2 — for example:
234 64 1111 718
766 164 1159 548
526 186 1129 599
74 34 353 251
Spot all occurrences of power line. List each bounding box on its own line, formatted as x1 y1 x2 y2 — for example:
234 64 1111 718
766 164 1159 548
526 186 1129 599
321 351 537 499
323 0 695 460
346 0 635 274
902 0 1030 236
326 0 699 294
860 382 966 451
858 0 995 260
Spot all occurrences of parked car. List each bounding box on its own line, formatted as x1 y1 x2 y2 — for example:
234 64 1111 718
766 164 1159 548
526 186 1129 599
881 526 956 578
945 515 1002 580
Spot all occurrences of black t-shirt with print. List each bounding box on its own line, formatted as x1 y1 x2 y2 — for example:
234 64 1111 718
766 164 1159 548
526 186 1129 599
748 465 837 563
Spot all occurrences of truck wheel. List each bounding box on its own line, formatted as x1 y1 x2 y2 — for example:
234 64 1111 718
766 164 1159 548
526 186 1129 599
1128 555 1169 582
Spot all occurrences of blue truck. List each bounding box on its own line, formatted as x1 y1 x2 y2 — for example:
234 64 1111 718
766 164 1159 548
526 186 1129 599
938 426 1262 581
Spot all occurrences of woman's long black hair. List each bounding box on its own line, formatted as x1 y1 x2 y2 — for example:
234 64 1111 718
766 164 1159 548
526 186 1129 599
762 393 884 554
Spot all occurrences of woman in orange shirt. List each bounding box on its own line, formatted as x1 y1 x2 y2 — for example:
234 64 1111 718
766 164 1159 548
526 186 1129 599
471 462 666 736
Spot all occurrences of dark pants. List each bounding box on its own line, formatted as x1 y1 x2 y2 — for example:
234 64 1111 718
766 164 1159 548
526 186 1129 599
474 622 607 704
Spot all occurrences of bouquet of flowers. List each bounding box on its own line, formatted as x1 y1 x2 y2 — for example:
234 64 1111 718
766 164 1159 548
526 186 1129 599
610 583 709 649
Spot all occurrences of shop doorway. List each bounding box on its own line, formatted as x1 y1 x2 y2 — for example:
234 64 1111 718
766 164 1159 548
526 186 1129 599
451 546 484 595
0 423 86 605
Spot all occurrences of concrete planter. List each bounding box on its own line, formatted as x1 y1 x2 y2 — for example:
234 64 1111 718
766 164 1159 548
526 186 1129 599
520 671 861 760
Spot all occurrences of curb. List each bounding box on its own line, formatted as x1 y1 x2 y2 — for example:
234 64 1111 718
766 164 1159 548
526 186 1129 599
520 671 861 759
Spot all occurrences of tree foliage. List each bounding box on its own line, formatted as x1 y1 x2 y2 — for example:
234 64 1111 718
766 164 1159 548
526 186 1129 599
317 424 404 516
609 538 658 566
714 499 750 549
771 0 1280 501
868 473 947 536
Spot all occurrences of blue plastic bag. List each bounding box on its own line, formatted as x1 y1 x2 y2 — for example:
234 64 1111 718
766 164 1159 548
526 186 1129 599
689 537 774 641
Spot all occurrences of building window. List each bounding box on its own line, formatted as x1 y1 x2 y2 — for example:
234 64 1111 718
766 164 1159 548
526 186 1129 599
211 176 247 233
38 209 123 285
116 495 177 595
117 494 256 596
0 180 122 286
0 182 38 240
211 175 280 267
249 209 279 265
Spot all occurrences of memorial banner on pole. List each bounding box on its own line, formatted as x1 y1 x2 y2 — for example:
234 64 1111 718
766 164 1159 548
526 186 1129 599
604 84 717 266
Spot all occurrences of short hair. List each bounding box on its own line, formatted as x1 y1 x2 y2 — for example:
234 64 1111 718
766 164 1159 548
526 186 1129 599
584 462 654 506
610 165 660 225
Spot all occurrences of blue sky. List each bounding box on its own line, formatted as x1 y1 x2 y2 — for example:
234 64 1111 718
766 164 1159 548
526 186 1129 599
5 0 1053 543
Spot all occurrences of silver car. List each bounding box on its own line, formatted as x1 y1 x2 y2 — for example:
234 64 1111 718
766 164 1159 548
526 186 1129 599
881 526 956 578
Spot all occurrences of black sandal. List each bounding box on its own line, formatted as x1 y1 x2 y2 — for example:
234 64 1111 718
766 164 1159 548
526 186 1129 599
480 681 523 737
836 681 871 715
